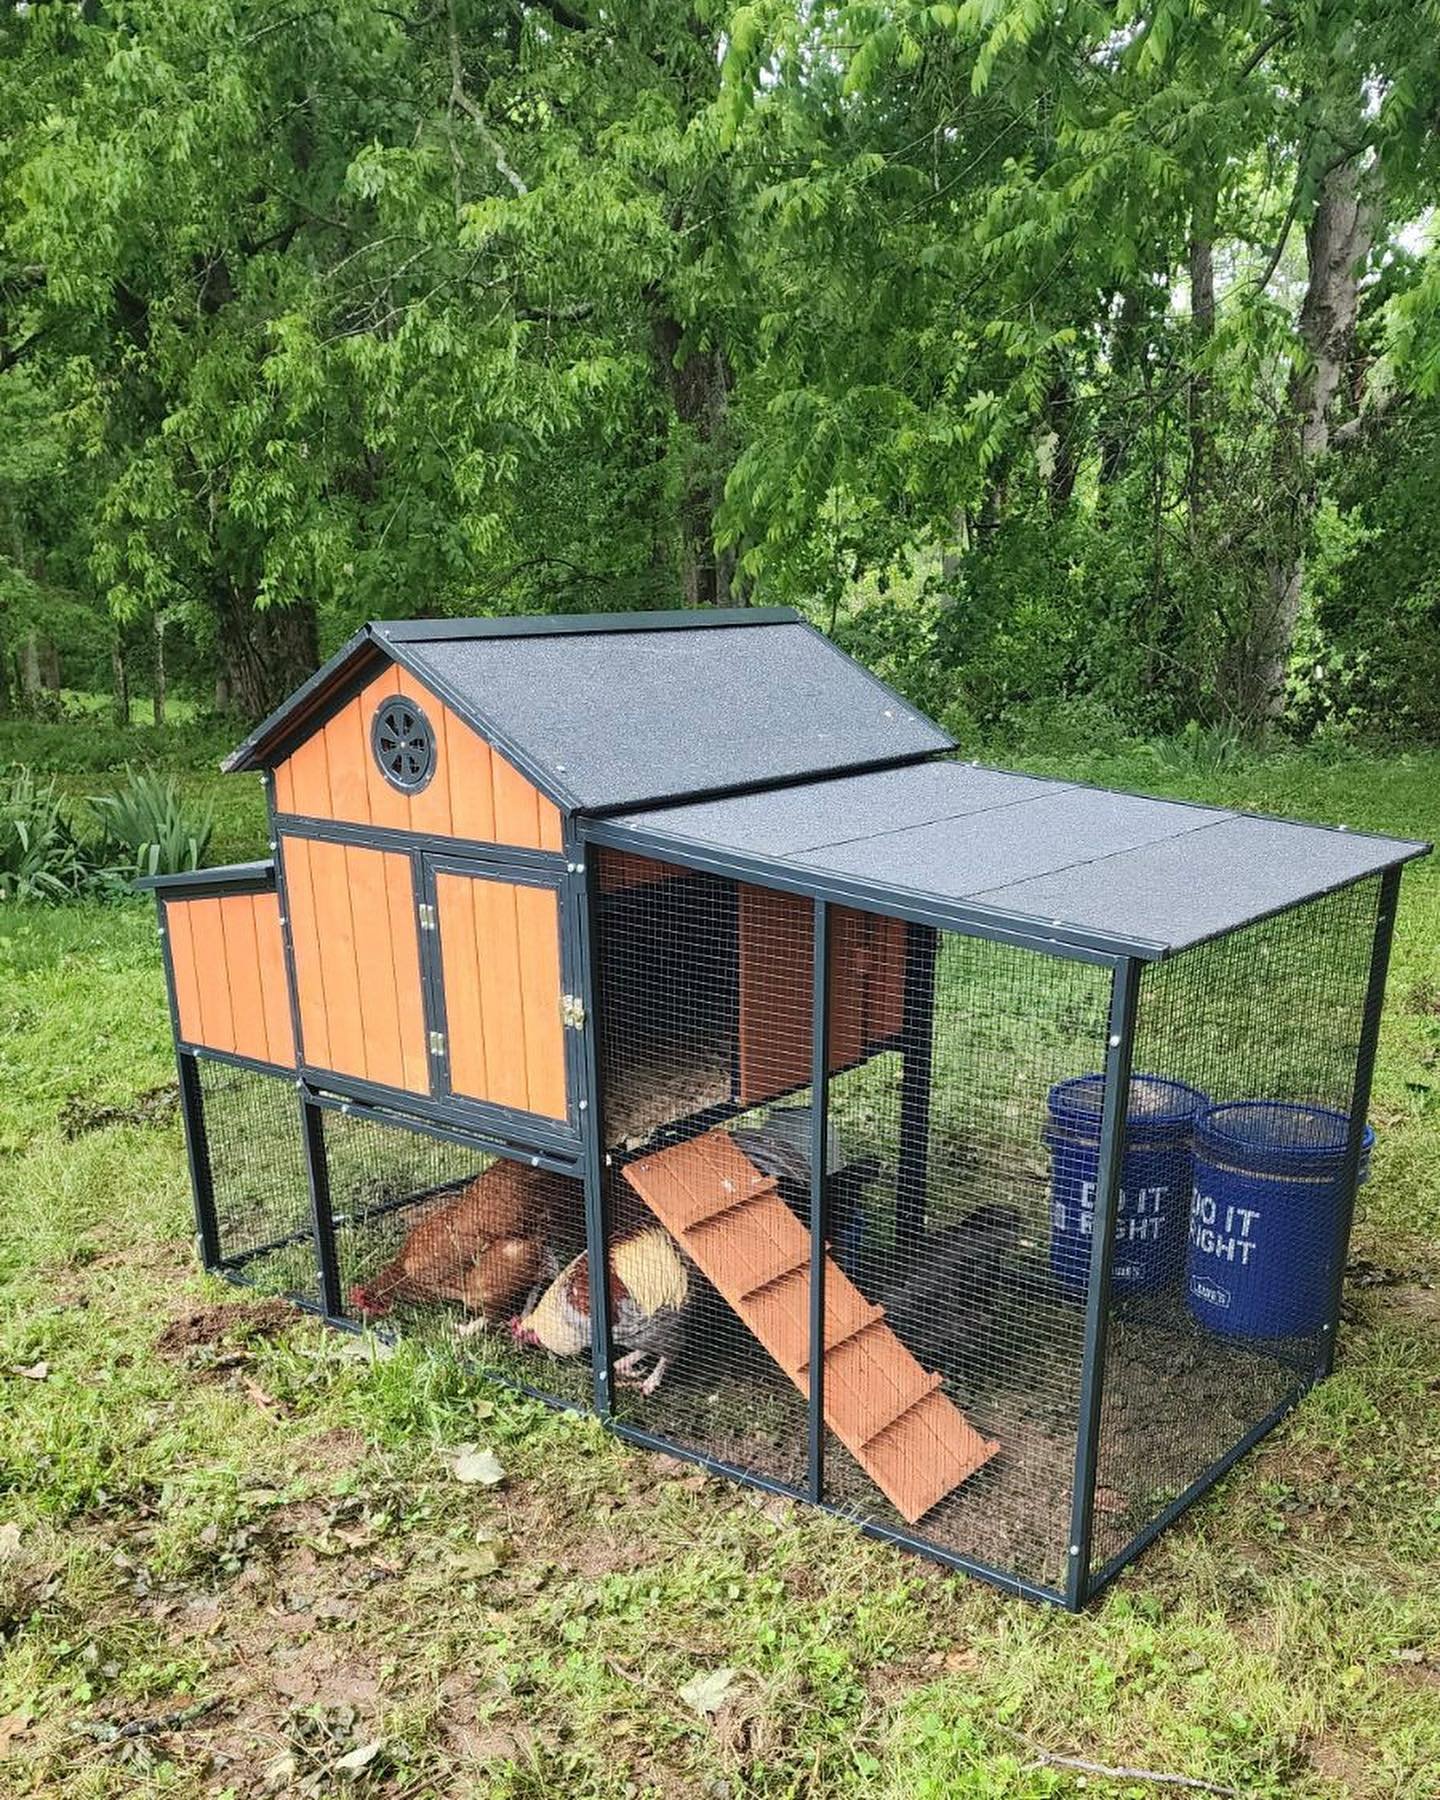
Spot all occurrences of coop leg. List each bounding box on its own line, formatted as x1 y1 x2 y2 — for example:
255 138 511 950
895 921 938 1254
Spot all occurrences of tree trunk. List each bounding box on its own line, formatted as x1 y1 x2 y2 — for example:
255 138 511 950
1246 154 1372 726
1097 290 1143 513
111 636 130 727
1044 378 1079 515
1186 184 1216 532
153 614 167 726
651 309 731 607
214 585 320 720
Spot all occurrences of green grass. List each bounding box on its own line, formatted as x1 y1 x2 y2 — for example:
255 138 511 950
1 733 1438 1797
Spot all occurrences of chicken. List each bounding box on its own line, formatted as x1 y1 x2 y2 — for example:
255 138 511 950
730 1111 878 1277
511 1208 692 1395
878 1204 1022 1374
349 1160 584 1326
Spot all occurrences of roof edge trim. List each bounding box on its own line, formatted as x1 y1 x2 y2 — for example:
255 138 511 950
373 606 800 644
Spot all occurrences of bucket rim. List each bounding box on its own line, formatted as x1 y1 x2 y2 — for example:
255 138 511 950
1047 1072 1209 1138
1195 1099 1374 1173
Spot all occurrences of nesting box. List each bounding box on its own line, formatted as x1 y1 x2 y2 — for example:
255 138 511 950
145 609 1427 1606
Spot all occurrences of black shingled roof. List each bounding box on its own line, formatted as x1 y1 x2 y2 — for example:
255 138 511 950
223 609 953 811
589 760 1429 959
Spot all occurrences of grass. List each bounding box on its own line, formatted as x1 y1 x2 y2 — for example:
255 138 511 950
1 725 1438 1796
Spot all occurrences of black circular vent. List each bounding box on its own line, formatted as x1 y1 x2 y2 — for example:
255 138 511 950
371 695 436 793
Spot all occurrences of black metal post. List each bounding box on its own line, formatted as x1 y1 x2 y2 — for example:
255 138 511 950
177 1052 222 1270
1065 955 1140 1610
299 1089 344 1319
807 898 831 1504
1321 865 1402 1377
895 921 938 1248
576 846 614 1418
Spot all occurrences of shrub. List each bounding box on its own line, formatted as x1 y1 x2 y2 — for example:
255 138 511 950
89 767 213 880
0 769 96 903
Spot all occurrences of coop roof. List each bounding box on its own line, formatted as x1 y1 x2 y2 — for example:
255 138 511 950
222 609 953 810
589 760 1429 960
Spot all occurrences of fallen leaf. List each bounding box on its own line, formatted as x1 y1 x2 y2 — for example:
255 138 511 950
452 1445 505 1487
0 1522 21 1561
13 1361 48 1382
679 1667 739 1716
334 1739 383 1776
943 1647 980 1673
0 1709 33 1753
261 1751 299 1792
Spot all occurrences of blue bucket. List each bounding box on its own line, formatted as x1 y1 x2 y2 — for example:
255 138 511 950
1047 1074 1209 1298
1187 1101 1374 1339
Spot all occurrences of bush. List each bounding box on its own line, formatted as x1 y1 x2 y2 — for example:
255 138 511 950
90 768 213 880
0 770 97 903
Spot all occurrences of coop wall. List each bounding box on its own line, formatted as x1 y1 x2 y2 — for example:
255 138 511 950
1085 876 1384 1589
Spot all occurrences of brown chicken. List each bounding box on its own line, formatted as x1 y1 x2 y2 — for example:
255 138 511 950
349 1160 583 1326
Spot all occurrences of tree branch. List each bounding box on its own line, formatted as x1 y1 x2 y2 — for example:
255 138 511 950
448 0 528 196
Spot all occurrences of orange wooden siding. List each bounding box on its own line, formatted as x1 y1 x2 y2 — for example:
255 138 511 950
282 835 429 1094
273 663 562 852
624 1131 996 1523
736 890 908 1104
164 891 296 1069
434 872 568 1121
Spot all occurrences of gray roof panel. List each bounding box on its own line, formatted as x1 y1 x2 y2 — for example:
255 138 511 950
393 621 952 811
598 760 1428 956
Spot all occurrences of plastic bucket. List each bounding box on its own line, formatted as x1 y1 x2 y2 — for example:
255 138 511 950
1187 1101 1374 1338
1047 1074 1209 1297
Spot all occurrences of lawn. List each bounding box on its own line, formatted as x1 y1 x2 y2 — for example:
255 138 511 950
1 735 1438 1798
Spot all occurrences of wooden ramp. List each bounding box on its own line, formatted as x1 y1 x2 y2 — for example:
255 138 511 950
622 1131 998 1524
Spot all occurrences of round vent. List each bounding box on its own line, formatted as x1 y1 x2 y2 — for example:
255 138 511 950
371 695 436 793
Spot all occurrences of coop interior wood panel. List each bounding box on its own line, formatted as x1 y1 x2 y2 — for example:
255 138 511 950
736 889 907 1104
282 835 429 1094
273 663 563 852
434 870 568 1122
164 891 295 1069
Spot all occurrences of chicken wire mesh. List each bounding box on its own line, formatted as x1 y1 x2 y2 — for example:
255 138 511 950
318 1103 592 1408
822 923 1113 1592
595 854 817 1489
1086 877 1381 1584
192 1056 317 1303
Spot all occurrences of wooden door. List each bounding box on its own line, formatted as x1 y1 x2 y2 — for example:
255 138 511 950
427 858 571 1126
281 834 431 1096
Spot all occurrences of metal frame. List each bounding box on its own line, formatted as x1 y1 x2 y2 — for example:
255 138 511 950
575 827 616 1419
1322 865 1401 1377
807 898 831 1504
1066 957 1141 1609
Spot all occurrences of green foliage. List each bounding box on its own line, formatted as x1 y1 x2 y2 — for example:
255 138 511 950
0 768 96 903
89 766 213 879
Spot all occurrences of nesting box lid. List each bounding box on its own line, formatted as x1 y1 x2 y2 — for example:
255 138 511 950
222 609 952 812
594 759 1430 958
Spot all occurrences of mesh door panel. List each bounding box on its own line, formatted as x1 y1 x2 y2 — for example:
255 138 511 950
1088 878 1380 1577
825 923 1113 1592
197 1059 317 1302
597 852 814 1488
322 1106 591 1408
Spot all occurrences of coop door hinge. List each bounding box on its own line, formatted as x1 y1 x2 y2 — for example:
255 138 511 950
418 902 436 931
429 1029 446 1057
560 994 586 1031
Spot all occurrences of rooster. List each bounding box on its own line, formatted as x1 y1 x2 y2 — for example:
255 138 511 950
511 1206 692 1395
349 1160 583 1326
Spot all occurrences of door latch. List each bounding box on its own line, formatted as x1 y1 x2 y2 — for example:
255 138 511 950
560 994 586 1030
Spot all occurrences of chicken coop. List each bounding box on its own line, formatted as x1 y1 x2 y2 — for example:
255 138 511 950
143 609 1427 1607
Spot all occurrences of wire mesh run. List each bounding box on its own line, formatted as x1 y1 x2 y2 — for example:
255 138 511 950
193 1057 317 1303
320 1104 592 1408
1086 878 1381 1582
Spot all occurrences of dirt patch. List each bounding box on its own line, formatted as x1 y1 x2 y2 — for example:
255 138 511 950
154 1299 296 1355
60 1082 179 1139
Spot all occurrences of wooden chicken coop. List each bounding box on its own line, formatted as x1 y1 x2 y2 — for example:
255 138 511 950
145 608 1427 1606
